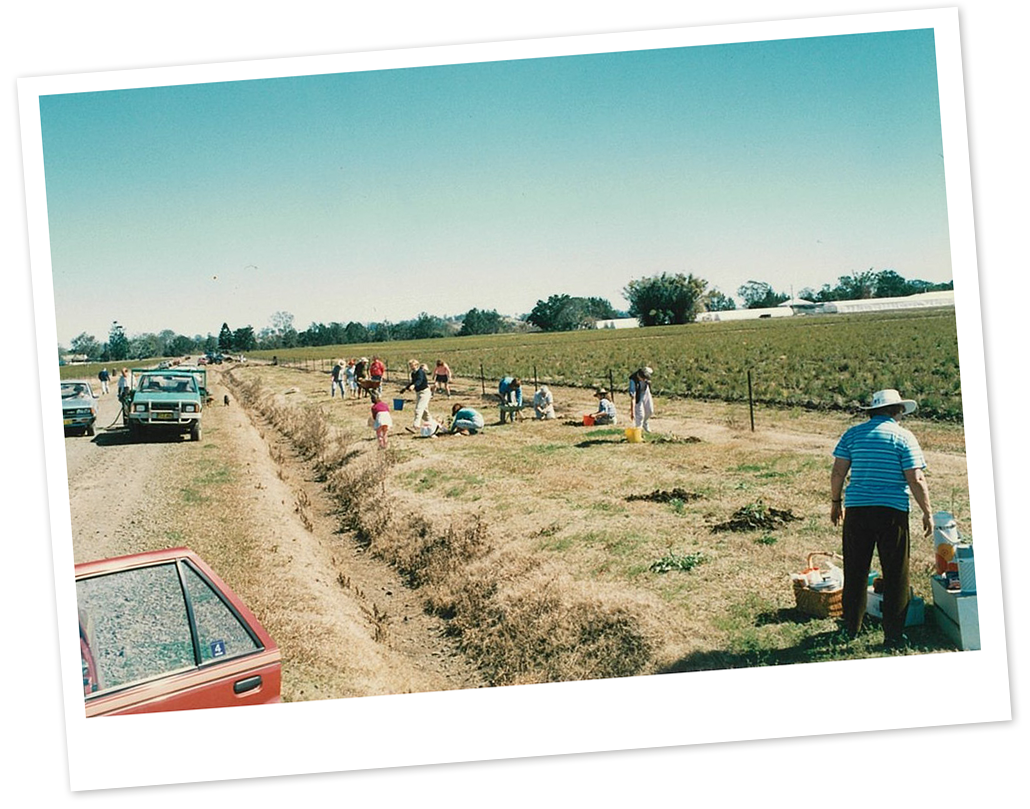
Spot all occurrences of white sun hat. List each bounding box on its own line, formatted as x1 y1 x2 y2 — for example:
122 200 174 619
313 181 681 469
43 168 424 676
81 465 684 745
860 389 918 415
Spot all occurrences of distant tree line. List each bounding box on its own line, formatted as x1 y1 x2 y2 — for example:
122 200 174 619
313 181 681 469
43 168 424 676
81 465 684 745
59 268 953 362
797 269 952 303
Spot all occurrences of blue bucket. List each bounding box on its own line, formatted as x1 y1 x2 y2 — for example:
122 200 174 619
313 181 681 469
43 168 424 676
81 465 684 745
393 398 405 411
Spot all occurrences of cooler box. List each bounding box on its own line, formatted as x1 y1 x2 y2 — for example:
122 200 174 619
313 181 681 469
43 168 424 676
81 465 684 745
931 575 980 651
865 588 924 626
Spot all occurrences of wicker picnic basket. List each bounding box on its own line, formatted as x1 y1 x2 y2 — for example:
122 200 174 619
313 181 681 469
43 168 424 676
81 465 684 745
793 552 844 618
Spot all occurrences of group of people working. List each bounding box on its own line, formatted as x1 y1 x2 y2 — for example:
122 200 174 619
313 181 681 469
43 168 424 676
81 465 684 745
332 357 454 401
368 362 658 446
495 366 655 431
369 358 482 447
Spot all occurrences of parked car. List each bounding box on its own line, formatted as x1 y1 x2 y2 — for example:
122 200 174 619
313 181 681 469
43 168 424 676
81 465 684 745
123 369 204 441
76 547 281 717
61 380 99 436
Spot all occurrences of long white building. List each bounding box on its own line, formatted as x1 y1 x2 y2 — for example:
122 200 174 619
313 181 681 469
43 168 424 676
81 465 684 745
697 290 954 322
817 290 954 314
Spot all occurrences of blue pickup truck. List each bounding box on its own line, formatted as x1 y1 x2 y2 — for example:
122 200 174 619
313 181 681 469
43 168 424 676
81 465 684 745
122 370 204 442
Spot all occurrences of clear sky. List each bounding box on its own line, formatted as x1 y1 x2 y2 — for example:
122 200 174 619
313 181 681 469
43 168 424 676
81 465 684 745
39 28 949 346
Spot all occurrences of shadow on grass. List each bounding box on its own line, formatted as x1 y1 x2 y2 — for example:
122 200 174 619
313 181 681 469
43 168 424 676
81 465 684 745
575 439 624 448
657 610 961 673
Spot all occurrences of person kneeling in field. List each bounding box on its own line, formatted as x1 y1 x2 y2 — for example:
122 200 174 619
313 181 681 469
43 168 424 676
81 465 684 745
449 403 485 435
533 385 556 420
368 392 392 449
590 388 617 425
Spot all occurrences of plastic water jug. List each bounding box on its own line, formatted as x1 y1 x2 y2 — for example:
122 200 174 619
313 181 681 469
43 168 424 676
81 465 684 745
933 512 960 575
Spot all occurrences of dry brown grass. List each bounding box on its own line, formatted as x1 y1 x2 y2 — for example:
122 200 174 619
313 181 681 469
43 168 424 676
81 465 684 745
423 550 664 685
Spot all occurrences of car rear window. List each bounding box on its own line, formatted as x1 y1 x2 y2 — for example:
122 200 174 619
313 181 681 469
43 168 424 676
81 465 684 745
77 563 195 694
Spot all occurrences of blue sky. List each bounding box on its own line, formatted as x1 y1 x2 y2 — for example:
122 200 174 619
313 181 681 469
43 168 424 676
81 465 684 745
40 28 949 346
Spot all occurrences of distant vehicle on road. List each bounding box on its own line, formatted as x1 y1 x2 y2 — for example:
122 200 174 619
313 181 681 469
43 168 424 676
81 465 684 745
77 547 282 717
61 380 99 436
164 364 210 401
123 370 204 441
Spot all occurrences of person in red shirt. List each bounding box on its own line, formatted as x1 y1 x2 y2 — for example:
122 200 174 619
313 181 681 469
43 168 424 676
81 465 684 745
368 356 386 395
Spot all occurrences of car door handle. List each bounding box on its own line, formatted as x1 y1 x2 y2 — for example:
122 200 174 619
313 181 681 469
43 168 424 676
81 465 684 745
233 675 262 695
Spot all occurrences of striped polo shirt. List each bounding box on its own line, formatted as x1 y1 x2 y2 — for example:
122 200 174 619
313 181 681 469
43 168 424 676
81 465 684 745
832 415 926 511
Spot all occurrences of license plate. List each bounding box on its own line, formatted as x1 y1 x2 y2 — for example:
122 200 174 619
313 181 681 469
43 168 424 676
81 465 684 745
63 418 74 425
155 412 174 420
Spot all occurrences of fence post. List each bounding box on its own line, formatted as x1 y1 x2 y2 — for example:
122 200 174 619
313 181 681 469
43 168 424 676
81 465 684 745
608 369 614 397
748 369 755 432
534 364 538 390
480 362 485 395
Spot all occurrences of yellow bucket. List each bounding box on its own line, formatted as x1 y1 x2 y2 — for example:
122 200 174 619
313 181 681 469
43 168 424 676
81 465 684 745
625 427 643 443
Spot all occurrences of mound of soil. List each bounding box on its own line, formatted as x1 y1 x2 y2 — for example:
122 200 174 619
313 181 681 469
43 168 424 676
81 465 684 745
712 502 800 532
626 488 704 503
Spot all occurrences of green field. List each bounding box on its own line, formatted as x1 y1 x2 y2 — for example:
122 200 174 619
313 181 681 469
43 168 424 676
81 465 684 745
62 308 963 420
253 309 963 420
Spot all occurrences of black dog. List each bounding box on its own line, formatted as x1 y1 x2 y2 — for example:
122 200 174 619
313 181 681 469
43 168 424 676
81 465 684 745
223 394 230 406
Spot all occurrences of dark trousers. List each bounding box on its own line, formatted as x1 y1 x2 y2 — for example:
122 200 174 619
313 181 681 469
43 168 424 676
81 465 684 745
841 506 910 643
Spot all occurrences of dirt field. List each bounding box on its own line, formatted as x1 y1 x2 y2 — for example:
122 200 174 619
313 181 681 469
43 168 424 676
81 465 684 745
65 360 972 701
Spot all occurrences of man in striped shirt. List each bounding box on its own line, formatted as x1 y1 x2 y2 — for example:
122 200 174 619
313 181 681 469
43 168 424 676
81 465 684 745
831 389 933 648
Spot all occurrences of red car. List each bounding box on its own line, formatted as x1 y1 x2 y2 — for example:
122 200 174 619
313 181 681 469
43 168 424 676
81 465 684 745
76 548 281 717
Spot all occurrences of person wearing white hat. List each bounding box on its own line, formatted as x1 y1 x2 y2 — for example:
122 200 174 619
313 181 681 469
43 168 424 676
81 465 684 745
533 385 556 420
830 389 932 649
590 388 617 425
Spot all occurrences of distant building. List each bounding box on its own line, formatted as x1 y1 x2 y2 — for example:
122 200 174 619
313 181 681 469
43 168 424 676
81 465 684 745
778 297 820 313
696 307 793 322
595 318 641 329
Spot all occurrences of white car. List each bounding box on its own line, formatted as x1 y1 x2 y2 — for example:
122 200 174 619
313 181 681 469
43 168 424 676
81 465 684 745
62 380 99 436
